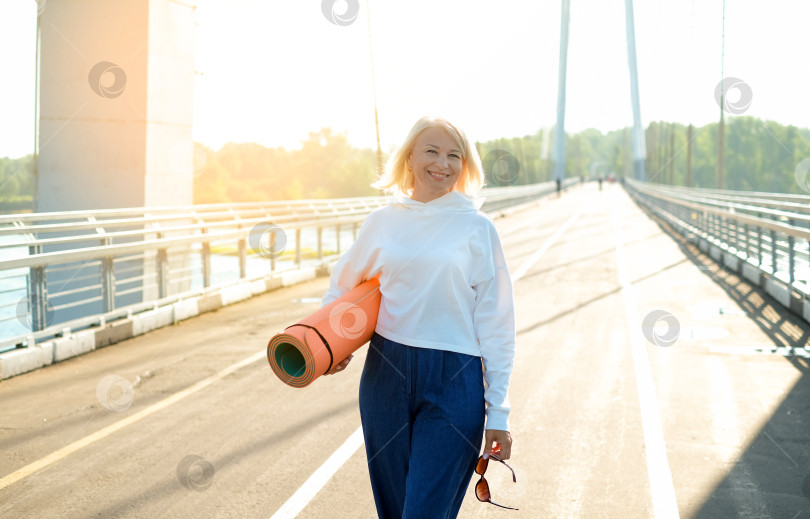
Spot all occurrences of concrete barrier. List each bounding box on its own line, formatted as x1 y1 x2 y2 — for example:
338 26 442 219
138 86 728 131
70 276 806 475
220 284 253 306
0 264 335 380
53 330 96 362
249 279 268 297
722 251 740 272
95 321 134 349
196 294 223 315
172 299 200 323
0 342 53 379
741 262 762 285
765 278 791 308
132 306 174 336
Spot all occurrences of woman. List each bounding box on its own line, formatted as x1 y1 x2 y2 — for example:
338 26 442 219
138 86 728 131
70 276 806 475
322 116 516 518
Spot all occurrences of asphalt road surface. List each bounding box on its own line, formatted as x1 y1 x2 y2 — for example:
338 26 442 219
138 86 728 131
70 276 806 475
1 183 809 518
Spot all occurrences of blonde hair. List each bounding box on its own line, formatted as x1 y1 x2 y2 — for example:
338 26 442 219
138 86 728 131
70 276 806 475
372 116 485 196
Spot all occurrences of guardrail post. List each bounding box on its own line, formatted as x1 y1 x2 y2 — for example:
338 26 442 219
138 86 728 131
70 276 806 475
770 229 778 275
28 266 48 332
742 223 748 259
730 218 738 253
202 231 211 288
98 236 115 313
788 218 796 283
756 213 763 266
157 247 169 298
238 237 247 279
295 228 302 266
704 212 709 238
101 256 115 313
705 213 712 239
317 227 323 260
718 214 724 244
717 214 722 242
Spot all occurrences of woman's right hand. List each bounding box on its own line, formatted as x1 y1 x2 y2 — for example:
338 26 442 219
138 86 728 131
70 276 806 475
325 354 353 375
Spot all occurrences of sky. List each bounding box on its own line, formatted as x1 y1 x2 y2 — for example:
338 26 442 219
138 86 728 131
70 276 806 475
0 0 808 159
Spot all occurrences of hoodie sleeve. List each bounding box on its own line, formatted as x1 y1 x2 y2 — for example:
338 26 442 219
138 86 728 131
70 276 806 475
472 222 516 431
322 212 382 307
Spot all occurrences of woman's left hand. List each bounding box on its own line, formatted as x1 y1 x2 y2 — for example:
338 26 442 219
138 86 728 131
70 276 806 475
483 429 512 460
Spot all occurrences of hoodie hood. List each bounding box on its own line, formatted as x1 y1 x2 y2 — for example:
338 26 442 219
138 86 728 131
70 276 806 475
392 190 484 212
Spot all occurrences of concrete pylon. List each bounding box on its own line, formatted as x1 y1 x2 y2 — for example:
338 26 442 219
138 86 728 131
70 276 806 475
552 0 571 183
624 0 646 181
37 0 195 212
32 0 196 326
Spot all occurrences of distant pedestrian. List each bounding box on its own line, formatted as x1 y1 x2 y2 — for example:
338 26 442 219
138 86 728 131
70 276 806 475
323 116 517 518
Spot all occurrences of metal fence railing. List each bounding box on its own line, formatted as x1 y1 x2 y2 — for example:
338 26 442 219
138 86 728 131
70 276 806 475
0 180 574 352
624 179 810 302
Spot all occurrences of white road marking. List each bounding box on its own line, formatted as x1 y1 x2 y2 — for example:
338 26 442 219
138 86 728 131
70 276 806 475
0 350 266 491
612 201 680 519
511 204 587 282
268 427 365 519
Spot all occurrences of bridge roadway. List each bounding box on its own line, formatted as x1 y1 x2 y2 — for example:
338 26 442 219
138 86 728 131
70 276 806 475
1 183 809 518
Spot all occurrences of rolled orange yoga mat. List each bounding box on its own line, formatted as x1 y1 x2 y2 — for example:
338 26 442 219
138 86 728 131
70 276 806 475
267 277 381 388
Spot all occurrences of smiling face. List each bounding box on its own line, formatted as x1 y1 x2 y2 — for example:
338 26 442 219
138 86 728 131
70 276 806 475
407 126 464 203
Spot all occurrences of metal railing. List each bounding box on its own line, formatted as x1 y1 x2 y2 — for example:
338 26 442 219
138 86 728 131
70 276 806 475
0 180 573 351
625 179 810 299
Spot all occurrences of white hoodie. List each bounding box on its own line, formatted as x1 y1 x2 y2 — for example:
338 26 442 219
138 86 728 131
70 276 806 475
322 190 516 431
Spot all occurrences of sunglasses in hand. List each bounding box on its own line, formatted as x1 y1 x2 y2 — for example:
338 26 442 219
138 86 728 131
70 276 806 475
475 453 519 510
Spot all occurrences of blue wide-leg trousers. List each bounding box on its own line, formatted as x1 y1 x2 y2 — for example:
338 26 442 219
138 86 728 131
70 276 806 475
359 333 486 519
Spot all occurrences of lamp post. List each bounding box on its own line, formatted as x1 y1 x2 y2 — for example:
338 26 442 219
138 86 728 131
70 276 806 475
366 0 383 183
